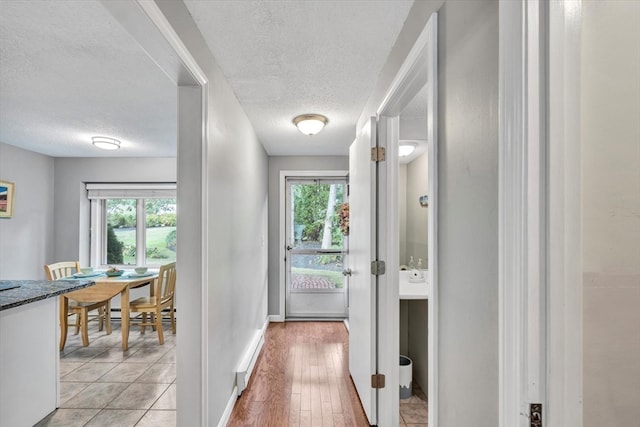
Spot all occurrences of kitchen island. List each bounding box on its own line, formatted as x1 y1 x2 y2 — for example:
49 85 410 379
0 279 96 427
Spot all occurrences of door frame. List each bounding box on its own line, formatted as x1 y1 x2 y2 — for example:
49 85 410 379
277 170 348 322
499 0 583 425
375 13 438 427
99 1 210 425
283 176 349 319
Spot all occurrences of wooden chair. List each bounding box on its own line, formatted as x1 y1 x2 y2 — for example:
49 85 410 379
45 261 112 350
129 262 176 344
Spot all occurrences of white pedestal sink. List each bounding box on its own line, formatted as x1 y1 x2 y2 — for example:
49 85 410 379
399 270 430 300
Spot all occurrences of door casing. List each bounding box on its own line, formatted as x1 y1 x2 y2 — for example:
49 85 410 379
369 13 438 427
277 170 348 322
284 177 349 319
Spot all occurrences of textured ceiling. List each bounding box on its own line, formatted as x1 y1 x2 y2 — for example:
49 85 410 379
0 0 414 158
184 0 414 155
0 1 177 157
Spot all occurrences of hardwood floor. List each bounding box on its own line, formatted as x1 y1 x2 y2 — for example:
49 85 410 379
228 321 369 427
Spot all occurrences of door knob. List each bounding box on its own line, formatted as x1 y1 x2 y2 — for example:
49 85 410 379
286 245 293 251
342 268 352 276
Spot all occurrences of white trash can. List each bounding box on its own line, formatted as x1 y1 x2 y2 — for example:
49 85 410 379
399 355 413 399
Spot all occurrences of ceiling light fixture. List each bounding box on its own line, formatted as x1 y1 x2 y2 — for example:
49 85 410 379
399 141 417 157
293 114 328 136
92 136 121 150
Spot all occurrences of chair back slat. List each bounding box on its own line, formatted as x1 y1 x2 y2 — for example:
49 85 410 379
45 261 80 280
156 262 176 303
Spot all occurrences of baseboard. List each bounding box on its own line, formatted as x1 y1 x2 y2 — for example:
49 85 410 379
343 319 349 332
235 317 269 396
269 314 284 322
216 386 238 427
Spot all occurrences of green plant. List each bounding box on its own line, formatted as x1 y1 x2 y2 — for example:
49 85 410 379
106 224 124 264
165 229 177 251
124 245 136 257
146 247 169 259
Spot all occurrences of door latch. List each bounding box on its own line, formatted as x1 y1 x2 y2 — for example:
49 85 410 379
342 268 352 276
530 403 542 427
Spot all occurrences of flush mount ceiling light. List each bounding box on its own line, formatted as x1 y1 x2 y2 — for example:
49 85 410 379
399 141 417 157
92 136 121 150
293 114 328 136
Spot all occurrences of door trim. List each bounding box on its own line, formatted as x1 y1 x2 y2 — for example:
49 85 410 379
278 170 348 322
499 1 548 425
546 1 583 425
375 13 438 427
498 1 583 425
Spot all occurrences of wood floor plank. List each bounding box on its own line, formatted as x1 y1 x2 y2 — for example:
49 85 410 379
310 344 323 427
301 343 311 411
227 321 368 427
291 344 302 394
290 393 301 427
325 345 344 414
300 410 312 427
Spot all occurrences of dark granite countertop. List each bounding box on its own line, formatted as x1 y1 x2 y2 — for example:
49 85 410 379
0 279 96 311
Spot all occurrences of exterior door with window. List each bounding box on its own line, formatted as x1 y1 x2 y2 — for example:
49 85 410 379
285 177 348 319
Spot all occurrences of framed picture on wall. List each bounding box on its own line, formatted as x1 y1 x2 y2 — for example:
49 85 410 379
0 180 15 218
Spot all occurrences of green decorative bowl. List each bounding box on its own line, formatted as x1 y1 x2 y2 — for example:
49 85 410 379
105 270 124 277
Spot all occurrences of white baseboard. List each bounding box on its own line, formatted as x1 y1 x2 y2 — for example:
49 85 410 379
235 318 269 396
216 386 238 427
269 314 284 322
343 319 349 332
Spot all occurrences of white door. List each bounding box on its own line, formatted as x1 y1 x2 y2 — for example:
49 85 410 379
348 118 378 424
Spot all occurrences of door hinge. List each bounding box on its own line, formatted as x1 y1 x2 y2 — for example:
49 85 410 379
530 403 542 427
371 147 386 162
371 260 386 276
371 373 386 389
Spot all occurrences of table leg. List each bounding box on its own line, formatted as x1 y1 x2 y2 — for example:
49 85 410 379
59 296 68 351
121 286 130 351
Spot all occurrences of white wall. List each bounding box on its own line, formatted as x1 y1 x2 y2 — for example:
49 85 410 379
0 143 54 280
582 2 640 425
405 151 429 266
436 2 499 423
154 2 270 425
267 156 349 316
399 164 407 266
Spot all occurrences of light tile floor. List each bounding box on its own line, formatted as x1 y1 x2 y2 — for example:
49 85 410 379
35 320 176 427
400 382 428 426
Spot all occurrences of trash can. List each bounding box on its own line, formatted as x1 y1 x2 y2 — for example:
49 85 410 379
399 355 413 399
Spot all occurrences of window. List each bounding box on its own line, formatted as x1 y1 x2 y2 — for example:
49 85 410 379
87 183 176 267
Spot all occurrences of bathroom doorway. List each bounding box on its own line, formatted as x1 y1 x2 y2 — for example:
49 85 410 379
397 83 430 424
284 176 349 319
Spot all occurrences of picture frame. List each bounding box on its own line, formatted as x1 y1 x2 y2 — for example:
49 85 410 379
0 180 15 218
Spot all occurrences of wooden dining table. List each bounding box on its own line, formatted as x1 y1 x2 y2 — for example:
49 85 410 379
60 271 158 351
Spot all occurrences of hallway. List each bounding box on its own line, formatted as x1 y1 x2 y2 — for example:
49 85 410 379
228 322 368 426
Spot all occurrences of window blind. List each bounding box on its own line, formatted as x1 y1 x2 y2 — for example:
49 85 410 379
86 183 176 199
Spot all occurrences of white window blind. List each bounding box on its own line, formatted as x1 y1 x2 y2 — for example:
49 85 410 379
86 183 176 199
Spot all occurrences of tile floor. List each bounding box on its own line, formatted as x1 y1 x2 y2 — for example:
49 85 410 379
400 382 428 426
35 320 176 427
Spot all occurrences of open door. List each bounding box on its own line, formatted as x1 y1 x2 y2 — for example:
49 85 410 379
348 118 378 424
